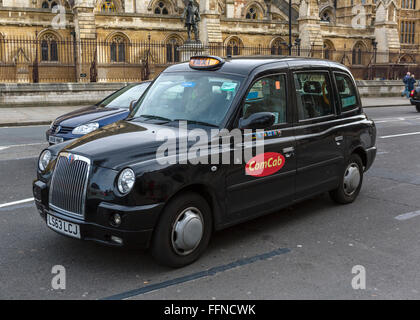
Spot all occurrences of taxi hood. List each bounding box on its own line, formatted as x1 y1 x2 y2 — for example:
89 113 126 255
58 120 209 170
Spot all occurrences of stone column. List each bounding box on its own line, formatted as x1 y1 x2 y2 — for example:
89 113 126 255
198 0 223 46
297 0 323 57
373 0 400 63
73 0 97 82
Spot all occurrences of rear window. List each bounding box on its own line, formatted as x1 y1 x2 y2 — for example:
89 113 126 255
334 73 358 111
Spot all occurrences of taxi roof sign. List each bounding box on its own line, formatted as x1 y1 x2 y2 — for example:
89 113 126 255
189 56 225 70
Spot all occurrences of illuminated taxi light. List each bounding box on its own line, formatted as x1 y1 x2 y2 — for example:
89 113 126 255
189 56 224 69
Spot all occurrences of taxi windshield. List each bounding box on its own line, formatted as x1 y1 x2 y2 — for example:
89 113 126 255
131 72 243 127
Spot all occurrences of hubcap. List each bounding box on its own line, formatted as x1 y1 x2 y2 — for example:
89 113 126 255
343 163 361 196
171 207 204 256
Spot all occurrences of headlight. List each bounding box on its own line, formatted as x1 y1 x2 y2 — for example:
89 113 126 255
39 150 52 171
117 168 135 194
72 122 99 135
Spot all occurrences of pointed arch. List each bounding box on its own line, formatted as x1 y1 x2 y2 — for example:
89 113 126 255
165 34 184 63
96 0 122 13
105 32 130 63
243 1 266 20
224 36 244 56
148 0 178 14
352 41 368 65
323 39 335 60
270 37 287 55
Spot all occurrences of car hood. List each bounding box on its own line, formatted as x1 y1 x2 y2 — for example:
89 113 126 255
59 120 194 170
54 105 128 127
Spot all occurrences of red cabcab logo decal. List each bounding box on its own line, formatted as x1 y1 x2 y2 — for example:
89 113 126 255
245 152 285 177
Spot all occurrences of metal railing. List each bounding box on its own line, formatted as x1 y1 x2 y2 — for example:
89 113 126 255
0 37 419 83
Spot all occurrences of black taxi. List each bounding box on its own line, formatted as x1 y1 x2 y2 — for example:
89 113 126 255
33 56 376 267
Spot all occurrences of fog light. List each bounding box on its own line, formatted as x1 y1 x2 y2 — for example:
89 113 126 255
111 213 122 227
111 236 123 245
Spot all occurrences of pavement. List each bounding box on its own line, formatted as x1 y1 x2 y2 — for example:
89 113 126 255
1 104 420 299
0 97 413 127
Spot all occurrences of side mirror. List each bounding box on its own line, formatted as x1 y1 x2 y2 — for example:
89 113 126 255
239 112 275 130
129 100 137 112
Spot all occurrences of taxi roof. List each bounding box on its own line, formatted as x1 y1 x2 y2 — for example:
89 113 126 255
163 56 349 76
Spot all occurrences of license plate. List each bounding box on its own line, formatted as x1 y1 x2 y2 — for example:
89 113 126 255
47 214 81 239
49 136 64 144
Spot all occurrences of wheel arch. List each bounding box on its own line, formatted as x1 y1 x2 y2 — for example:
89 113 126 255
351 146 367 169
157 183 223 232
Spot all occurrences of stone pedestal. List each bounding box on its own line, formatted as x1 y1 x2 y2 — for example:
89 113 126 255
178 41 206 62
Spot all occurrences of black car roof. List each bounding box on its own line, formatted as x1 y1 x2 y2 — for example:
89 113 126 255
163 56 351 76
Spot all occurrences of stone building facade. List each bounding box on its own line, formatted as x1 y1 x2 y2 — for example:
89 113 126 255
0 0 418 82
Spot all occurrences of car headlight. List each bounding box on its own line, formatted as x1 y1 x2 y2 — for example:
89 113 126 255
72 122 99 135
117 168 135 194
39 150 52 171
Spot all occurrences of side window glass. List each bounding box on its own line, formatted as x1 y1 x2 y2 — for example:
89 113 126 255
242 74 287 125
335 73 358 111
294 72 334 120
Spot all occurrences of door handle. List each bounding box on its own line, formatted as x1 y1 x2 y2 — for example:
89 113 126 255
335 135 343 146
283 147 294 157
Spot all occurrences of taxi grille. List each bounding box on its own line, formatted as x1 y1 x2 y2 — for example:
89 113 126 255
49 153 90 219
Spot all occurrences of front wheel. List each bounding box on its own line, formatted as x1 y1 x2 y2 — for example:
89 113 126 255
330 154 364 204
150 192 212 268
416 104 420 112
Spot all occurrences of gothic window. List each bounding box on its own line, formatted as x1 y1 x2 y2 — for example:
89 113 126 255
226 38 241 56
101 0 117 12
166 37 182 63
271 39 287 55
323 41 334 60
41 0 59 9
320 10 331 22
402 0 416 9
154 1 169 15
352 42 366 65
245 6 258 19
110 36 127 62
40 33 59 62
400 21 416 44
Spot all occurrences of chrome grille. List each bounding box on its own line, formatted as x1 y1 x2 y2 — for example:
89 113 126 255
49 152 91 219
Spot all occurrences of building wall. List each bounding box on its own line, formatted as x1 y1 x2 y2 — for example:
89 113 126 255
0 0 419 82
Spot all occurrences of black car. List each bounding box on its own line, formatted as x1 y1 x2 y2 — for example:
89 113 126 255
47 82 151 144
33 56 376 267
410 83 420 112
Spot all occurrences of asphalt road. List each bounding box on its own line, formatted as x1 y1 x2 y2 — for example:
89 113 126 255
1 105 420 300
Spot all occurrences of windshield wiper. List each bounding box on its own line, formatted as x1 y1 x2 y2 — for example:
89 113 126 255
133 114 172 122
171 119 219 128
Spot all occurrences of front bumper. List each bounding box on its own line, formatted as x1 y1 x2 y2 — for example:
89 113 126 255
33 180 164 248
365 146 377 172
410 98 420 105
46 128 81 144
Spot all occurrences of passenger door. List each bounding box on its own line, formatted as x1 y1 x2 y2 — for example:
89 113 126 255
292 70 345 200
225 73 297 222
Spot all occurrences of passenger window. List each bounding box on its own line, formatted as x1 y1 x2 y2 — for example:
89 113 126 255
335 73 358 111
294 72 334 120
242 74 287 125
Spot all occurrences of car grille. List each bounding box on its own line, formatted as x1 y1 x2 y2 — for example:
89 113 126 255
51 125 73 134
49 152 91 219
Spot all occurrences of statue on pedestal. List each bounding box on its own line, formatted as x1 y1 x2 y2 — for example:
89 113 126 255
182 0 200 43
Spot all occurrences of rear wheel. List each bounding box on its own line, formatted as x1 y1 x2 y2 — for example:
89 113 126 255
416 104 420 112
330 154 364 204
150 192 212 268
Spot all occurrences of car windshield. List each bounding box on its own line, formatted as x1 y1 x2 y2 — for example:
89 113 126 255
96 83 149 109
131 72 243 127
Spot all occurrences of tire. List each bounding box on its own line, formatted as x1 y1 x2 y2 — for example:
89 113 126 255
416 104 420 113
330 154 364 204
150 192 212 268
